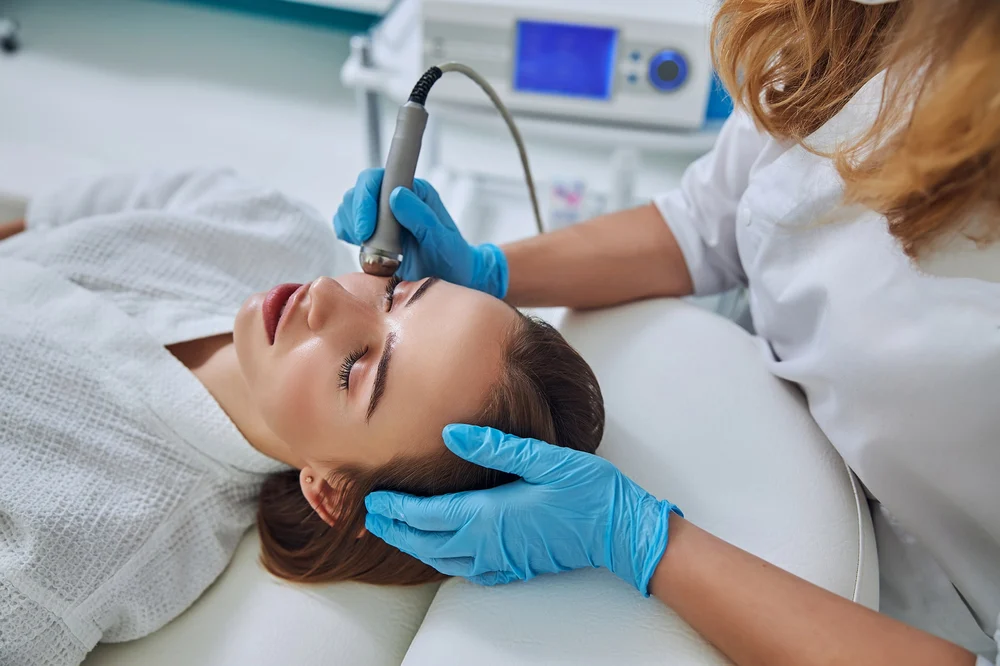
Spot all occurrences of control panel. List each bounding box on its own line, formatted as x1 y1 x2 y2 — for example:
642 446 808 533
421 0 718 130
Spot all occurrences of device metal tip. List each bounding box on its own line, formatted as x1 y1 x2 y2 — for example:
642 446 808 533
359 247 402 277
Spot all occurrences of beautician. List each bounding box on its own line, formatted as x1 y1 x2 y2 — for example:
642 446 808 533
334 0 1000 663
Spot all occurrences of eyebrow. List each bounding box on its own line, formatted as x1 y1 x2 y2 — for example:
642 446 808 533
405 277 439 308
366 278 440 422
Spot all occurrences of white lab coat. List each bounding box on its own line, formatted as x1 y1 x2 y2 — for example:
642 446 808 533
654 74 1000 662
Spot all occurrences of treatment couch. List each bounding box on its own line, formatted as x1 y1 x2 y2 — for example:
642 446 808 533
82 295 877 666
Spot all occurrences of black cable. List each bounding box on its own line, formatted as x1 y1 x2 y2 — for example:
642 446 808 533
408 66 443 105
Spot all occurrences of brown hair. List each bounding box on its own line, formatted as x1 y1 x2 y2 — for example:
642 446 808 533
713 0 1000 256
257 311 604 585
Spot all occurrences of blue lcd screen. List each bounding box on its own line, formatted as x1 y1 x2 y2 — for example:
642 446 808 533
514 20 618 100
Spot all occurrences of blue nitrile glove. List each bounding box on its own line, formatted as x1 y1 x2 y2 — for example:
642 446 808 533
364 425 682 596
333 168 509 299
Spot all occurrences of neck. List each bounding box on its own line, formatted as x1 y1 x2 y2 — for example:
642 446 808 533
169 335 304 470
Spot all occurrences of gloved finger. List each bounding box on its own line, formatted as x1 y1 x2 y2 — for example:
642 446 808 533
350 168 383 244
410 178 458 232
366 490 472 532
468 570 521 586
442 424 573 482
365 514 465 560
389 187 446 244
333 189 360 244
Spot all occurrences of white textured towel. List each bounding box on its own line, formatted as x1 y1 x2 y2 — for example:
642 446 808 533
0 169 353 665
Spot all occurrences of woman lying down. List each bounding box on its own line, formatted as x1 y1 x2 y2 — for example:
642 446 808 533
0 168 604 664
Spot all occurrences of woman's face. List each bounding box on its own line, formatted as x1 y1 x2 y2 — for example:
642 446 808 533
234 273 515 478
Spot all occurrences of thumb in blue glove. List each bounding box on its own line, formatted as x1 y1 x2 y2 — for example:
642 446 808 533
333 168 382 246
364 425 682 595
332 169 508 299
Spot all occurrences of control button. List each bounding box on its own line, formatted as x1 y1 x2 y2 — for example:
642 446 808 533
627 73 638 85
629 50 641 62
648 49 688 92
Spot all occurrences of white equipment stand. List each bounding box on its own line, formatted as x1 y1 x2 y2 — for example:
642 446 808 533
339 0 722 235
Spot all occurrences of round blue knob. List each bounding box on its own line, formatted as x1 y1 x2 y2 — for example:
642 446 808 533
648 50 688 92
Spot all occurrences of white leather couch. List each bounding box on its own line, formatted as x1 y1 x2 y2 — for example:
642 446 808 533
83 297 877 666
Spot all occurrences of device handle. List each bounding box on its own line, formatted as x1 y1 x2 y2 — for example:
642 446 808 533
368 102 428 260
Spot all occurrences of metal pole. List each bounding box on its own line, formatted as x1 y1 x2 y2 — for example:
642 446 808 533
609 147 639 212
350 35 382 168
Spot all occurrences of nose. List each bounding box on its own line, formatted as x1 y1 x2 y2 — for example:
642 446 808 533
306 276 373 332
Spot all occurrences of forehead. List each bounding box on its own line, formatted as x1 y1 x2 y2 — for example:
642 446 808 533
368 281 516 459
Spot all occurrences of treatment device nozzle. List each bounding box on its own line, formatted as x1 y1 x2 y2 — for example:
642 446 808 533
359 247 402 277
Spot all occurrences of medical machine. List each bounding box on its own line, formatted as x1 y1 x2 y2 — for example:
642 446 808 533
420 0 726 131
358 0 731 274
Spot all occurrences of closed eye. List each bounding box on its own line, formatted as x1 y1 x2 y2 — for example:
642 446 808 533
384 275 402 311
366 278 438 422
338 345 368 390
340 276 401 392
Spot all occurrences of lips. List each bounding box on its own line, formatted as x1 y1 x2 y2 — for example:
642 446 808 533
262 283 303 345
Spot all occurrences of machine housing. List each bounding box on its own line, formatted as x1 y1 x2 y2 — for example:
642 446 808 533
421 0 720 131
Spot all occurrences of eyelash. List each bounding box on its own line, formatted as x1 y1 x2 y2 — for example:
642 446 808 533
339 345 368 391
339 276 402 391
384 275 403 310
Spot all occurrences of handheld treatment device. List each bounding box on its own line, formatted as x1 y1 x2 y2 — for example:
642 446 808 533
360 63 544 276
359 71 436 277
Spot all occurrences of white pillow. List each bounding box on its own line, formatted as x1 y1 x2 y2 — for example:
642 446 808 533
86 298 876 666
400 299 877 666
84 529 439 666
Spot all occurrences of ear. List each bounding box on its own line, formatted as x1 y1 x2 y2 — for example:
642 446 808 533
299 467 367 539
299 467 340 528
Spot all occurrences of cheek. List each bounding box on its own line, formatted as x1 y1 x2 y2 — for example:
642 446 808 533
256 342 335 444
233 296 261 380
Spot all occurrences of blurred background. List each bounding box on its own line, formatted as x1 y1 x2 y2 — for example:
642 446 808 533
0 0 700 222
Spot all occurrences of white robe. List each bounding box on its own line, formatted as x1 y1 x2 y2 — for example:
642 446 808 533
0 169 352 664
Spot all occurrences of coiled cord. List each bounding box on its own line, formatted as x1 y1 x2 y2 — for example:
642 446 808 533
408 66 443 106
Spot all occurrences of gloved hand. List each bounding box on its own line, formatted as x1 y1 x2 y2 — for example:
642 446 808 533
364 425 682 596
333 169 509 299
